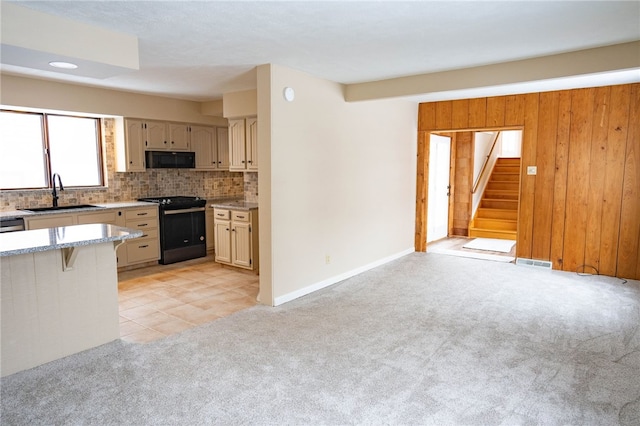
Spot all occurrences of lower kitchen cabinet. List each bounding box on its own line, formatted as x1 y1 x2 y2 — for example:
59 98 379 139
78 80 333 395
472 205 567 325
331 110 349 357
23 205 159 268
122 206 160 266
213 208 258 271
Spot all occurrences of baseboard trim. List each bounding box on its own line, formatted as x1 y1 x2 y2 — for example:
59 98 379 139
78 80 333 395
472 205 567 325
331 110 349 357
273 248 415 306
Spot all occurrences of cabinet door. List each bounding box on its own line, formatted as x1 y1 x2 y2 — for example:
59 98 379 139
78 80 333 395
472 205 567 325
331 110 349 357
232 221 252 268
146 121 167 150
192 125 216 170
246 117 258 171
168 123 190 151
229 119 246 171
216 127 229 170
77 210 118 225
124 119 146 171
214 220 232 263
25 214 75 230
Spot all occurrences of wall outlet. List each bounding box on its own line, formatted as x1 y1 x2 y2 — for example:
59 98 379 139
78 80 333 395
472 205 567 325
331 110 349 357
527 166 537 175
325 255 331 264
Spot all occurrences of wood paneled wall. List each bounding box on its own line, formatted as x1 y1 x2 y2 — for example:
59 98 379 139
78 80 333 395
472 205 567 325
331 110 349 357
416 83 640 280
452 132 473 236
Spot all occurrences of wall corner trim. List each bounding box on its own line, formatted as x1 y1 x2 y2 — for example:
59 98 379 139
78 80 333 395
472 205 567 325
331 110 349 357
273 248 415 306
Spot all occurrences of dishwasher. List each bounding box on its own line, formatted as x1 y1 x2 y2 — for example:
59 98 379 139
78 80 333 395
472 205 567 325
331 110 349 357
0 218 25 233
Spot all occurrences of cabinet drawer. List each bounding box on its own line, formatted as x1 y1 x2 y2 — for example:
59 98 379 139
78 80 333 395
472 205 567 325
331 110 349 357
133 228 158 240
231 211 250 222
126 217 157 230
125 207 157 221
126 238 159 264
213 209 230 220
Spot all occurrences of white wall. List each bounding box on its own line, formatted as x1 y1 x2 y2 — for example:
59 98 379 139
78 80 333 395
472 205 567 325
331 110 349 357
0 74 227 126
258 64 417 305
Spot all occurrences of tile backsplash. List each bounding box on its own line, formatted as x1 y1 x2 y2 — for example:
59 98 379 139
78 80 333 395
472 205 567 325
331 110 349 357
0 118 257 210
243 172 258 203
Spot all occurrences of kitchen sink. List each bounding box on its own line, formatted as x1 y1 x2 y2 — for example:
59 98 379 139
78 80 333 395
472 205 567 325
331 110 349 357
20 204 104 212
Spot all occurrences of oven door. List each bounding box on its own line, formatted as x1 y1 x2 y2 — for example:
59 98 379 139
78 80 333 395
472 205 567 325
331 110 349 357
160 207 206 264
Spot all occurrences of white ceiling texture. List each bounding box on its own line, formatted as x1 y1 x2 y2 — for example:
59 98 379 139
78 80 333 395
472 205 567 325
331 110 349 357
2 1 639 102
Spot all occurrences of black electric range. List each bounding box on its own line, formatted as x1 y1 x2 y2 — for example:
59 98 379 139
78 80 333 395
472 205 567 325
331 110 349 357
138 196 207 264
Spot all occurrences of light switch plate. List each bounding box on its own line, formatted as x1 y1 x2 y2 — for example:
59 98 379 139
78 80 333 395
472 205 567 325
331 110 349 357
527 166 537 175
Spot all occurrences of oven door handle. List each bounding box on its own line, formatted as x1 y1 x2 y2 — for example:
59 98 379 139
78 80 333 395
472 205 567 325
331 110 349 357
163 207 206 215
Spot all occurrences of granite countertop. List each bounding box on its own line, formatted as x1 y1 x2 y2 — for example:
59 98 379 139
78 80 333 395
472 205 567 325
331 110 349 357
210 200 259 211
0 224 143 257
0 201 156 220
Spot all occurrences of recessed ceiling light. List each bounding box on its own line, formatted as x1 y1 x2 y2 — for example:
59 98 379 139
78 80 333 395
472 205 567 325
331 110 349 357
49 61 78 69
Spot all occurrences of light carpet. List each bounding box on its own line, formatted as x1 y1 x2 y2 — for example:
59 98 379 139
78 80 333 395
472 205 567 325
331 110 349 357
463 237 516 253
1 253 639 425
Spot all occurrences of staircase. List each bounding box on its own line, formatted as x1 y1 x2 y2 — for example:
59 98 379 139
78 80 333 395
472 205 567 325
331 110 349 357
469 157 520 240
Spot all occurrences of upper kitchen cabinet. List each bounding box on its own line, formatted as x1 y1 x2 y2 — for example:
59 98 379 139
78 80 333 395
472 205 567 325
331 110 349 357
146 121 190 151
167 123 190 151
229 117 258 172
118 118 146 171
144 120 168 150
192 125 229 170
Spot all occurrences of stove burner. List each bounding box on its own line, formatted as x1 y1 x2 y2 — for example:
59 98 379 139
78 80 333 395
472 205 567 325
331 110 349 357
138 196 206 209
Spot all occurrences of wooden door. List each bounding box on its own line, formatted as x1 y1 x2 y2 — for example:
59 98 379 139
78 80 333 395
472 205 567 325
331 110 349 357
232 221 252 268
216 127 229 170
145 121 167 150
214 220 232 263
124 119 145 171
246 117 258 171
229 119 246 171
168 123 190 151
191 125 216 169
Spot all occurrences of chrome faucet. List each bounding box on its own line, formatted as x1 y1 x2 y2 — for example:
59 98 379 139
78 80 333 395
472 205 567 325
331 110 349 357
51 173 64 207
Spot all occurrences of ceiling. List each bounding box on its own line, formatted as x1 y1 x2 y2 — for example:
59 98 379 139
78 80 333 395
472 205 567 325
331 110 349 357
2 1 639 102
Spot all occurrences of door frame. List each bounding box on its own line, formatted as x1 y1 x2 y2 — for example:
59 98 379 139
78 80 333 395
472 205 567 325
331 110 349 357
416 126 523 252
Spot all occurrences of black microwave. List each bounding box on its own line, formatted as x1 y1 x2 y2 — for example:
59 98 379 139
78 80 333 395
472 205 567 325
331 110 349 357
145 151 195 169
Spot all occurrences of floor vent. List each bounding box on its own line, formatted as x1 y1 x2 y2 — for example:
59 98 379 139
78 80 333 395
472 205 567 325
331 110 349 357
515 258 552 270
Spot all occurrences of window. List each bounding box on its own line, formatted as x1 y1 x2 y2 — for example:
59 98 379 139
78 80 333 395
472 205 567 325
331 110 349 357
0 110 103 190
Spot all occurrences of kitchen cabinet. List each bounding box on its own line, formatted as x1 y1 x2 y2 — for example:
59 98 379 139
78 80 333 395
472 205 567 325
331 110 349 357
217 127 230 170
213 207 258 270
126 119 191 153
229 117 258 172
144 120 169 150
122 206 160 265
167 123 190 151
120 119 146 172
23 205 159 268
192 126 229 171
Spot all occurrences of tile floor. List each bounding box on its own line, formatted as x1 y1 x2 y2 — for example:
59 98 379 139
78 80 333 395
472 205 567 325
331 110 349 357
117 255 259 343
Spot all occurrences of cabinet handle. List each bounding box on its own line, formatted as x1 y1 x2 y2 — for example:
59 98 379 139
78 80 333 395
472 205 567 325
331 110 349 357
141 234 148 238
139 244 149 248
137 212 148 216
138 223 148 227
248 160 252 164
226 228 229 231
237 215 245 219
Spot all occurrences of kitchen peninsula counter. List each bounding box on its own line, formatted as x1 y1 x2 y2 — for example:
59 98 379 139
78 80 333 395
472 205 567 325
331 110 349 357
0 223 142 256
1 224 142 377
